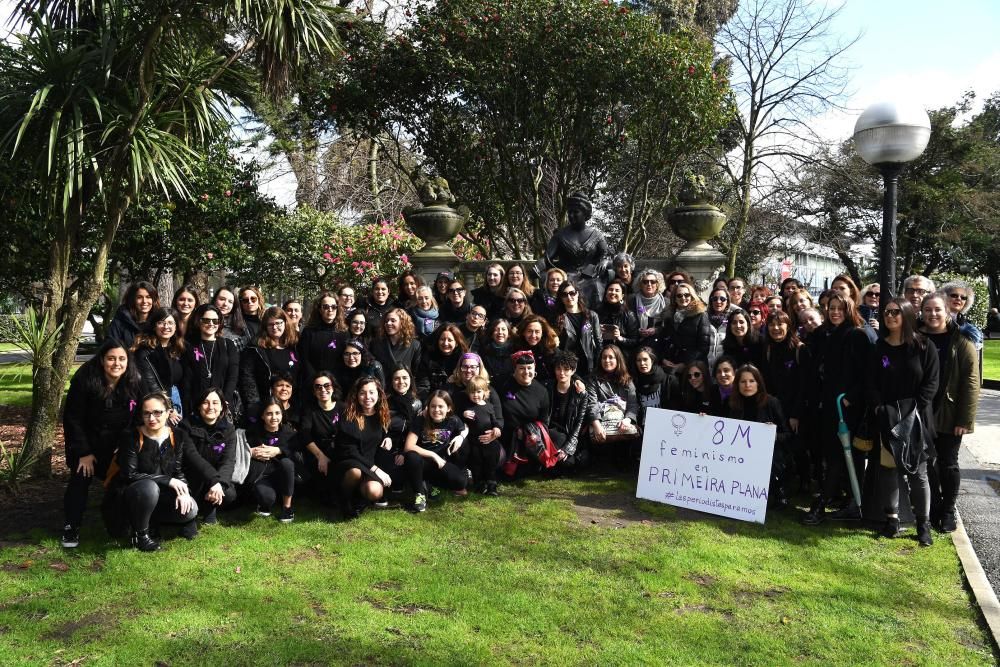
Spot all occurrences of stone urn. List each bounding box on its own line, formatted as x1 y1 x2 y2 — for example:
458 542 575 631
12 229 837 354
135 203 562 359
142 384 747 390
667 172 726 251
403 204 467 259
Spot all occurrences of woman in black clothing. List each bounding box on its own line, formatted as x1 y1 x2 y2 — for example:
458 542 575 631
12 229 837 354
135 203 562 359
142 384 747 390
459 304 489 352
182 304 240 415
108 281 160 349
709 356 738 416
403 390 471 511
214 287 251 352
501 288 532 331
500 351 551 443
334 376 394 519
238 286 265 342
675 361 713 414
132 307 185 424
338 284 358 317
803 293 875 525
471 262 506 320
371 308 422 376
868 299 939 545
416 324 468 400
346 309 374 349
364 277 394 327
270 372 302 431
440 279 472 324
119 393 199 551
556 281 602 378
547 351 590 471
299 291 347 384
395 271 423 310
762 311 811 490
503 263 536 301
297 372 341 492
384 366 422 486
171 285 199 338
244 399 296 522
283 299 304 333
530 268 566 326
661 282 712 371
60 339 141 549
481 319 514 388
336 339 385 394
596 280 640 361
240 306 301 421
721 309 762 367
513 314 560 387
634 347 679 428
726 365 791 509
588 345 640 457
178 387 238 524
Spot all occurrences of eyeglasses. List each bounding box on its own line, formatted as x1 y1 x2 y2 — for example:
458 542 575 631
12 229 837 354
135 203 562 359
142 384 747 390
729 285 744 291
313 382 333 391
344 351 361 358
239 296 258 303
562 291 578 298
641 279 657 285
904 287 928 296
675 293 692 300
200 318 220 325
947 293 968 302
339 292 355 299
669 279 685 285
461 364 481 371
507 298 526 304
867 292 880 298
267 321 285 328
883 308 902 317
687 372 702 379
749 310 762 316
470 311 486 320
710 296 728 302
142 410 165 419
448 288 466 294
320 303 337 311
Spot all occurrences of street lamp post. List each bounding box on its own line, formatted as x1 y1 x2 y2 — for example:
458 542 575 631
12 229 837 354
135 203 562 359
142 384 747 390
853 102 931 313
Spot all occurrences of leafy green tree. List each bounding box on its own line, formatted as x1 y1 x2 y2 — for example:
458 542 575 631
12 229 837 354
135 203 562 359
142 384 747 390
333 0 731 257
0 0 340 475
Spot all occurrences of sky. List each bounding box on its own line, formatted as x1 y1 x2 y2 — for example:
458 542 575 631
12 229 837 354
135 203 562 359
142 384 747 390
3 0 1000 202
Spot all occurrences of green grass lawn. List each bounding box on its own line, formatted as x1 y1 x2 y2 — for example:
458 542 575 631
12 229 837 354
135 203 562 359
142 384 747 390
0 477 995 666
984 339 999 382
0 363 78 408
0 342 25 352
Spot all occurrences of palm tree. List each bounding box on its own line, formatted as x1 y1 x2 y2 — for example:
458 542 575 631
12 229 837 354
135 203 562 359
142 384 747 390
0 0 341 475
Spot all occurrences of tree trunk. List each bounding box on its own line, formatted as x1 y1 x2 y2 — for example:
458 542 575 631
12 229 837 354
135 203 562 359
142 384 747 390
23 199 128 477
727 151 754 278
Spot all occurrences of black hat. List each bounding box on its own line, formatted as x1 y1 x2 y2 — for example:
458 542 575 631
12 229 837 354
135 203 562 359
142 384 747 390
436 271 454 282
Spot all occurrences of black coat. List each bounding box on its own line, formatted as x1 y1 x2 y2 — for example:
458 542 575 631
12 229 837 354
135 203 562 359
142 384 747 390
299 403 342 458
661 310 712 364
182 337 240 414
121 427 190 485
557 310 603 376
725 395 790 449
239 345 301 418
63 374 136 460
134 346 184 398
299 323 343 386
245 424 297 485
866 338 939 462
480 343 514 388
440 299 471 324
471 286 504 320
416 348 462 400
761 342 811 420
634 366 680 426
815 323 872 429
371 337 421 376
595 303 640 355
530 290 561 327
548 380 590 455
178 417 237 491
107 306 141 349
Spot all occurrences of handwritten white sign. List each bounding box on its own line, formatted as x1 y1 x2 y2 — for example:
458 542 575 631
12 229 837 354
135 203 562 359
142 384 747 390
636 408 776 524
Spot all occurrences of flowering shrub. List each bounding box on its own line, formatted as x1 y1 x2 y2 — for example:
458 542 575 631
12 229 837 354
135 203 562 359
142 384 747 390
320 214 421 289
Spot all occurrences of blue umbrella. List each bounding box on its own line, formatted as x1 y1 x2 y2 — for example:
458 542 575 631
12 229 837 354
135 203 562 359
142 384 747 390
835 392 863 510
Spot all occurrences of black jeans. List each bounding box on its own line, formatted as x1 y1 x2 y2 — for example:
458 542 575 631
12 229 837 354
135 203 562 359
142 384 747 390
929 431 963 514
403 451 468 492
878 458 930 519
252 458 295 510
124 478 198 532
468 441 503 484
63 447 114 529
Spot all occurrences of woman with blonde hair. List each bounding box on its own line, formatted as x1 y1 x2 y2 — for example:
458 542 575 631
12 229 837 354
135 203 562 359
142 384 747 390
660 281 712 370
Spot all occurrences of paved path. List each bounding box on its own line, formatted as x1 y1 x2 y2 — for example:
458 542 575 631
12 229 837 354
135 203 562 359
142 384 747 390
958 388 1000 596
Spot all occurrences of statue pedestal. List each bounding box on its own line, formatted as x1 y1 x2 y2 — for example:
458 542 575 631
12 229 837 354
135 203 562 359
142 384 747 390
411 249 460 287
672 245 726 298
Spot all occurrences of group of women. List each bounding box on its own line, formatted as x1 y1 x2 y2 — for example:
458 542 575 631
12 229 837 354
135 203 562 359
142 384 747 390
61 262 981 551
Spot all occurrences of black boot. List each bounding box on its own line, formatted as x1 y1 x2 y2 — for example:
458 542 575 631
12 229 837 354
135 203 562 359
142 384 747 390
916 518 933 547
134 529 161 552
802 499 826 525
179 520 199 540
880 516 901 539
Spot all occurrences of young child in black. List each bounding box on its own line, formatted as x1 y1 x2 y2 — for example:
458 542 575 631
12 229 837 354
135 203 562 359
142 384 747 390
461 376 502 496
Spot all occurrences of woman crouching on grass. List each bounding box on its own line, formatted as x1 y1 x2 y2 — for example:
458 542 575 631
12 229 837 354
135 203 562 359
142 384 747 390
244 399 296 523
334 376 394 520
178 387 238 525
121 392 199 552
403 390 471 512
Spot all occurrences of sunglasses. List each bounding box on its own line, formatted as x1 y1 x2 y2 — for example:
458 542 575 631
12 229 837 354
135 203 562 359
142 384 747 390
947 293 968 301
883 308 902 317
448 287 466 294
866 292 880 298
200 318 220 325
675 293 692 299
470 312 486 320
320 303 337 310
641 279 657 285
710 296 728 302
669 279 685 285
507 298 526 304
562 291 578 297
687 371 702 379
239 296 258 303
313 382 333 391
749 310 762 316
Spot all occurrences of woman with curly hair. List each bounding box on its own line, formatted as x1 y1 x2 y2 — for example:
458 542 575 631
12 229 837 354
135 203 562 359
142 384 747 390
587 344 639 449
661 281 712 370
595 279 640 360
416 323 469 400
334 376 394 519
513 313 561 385
395 271 423 310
